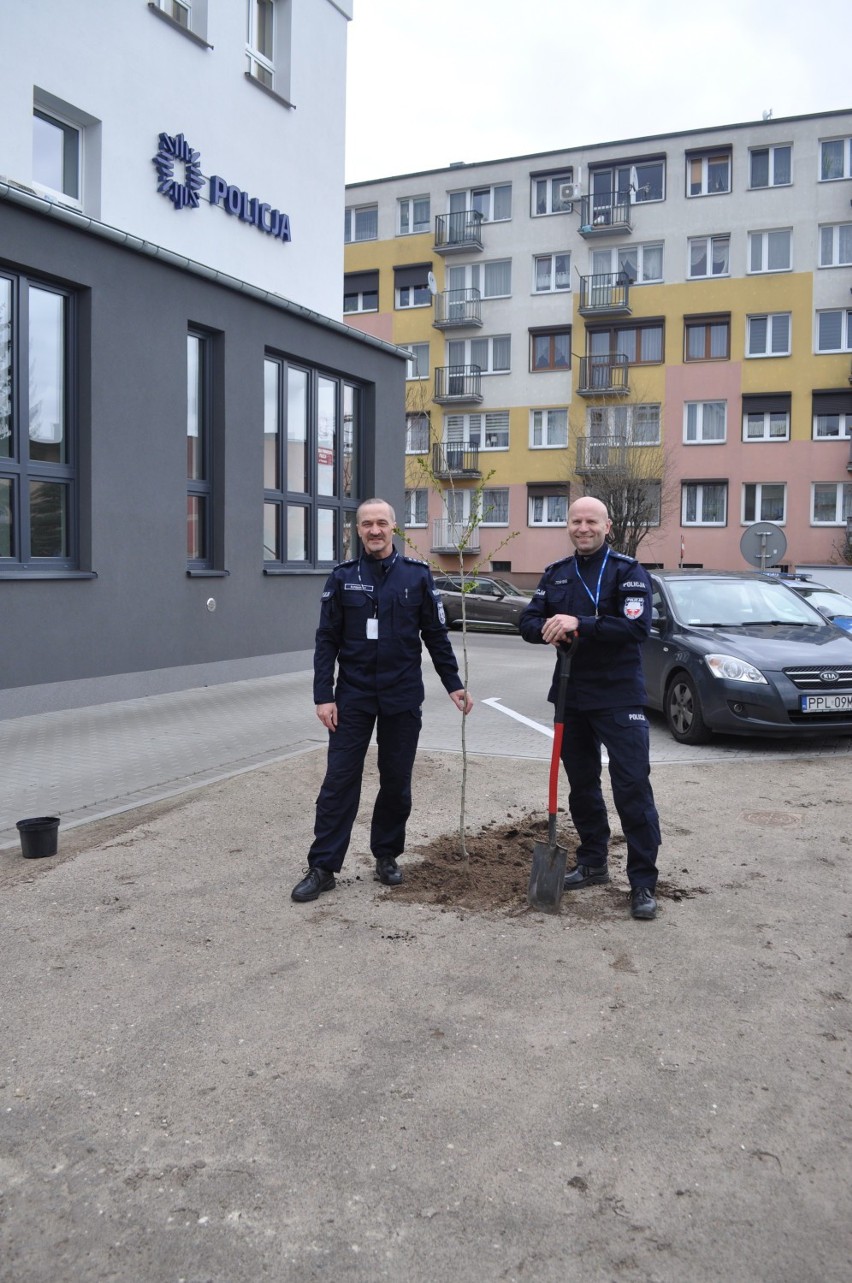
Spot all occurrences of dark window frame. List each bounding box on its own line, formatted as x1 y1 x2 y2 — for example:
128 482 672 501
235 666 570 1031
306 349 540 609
0 269 83 576
684 314 731 362
530 326 572 372
263 353 363 571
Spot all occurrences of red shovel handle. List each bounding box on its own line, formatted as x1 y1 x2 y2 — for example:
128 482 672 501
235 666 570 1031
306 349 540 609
548 636 577 819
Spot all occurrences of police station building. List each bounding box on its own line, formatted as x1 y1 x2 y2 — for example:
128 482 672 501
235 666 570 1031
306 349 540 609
0 0 406 717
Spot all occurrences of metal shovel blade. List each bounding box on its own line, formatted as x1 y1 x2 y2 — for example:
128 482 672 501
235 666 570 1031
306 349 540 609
528 834 568 913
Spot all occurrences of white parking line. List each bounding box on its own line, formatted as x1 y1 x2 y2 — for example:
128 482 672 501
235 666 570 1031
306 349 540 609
482 696 610 761
482 696 553 737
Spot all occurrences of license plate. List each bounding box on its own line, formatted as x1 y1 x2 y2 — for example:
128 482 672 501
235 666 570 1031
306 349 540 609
800 692 852 713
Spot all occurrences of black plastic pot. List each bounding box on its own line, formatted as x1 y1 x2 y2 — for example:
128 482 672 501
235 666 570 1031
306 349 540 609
16 816 60 859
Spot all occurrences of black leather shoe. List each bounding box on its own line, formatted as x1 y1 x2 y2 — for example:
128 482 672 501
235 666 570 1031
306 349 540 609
630 887 657 920
291 867 336 902
563 862 609 890
376 857 403 886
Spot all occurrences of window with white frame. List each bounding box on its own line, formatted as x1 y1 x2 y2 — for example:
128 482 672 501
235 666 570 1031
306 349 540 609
812 482 852 524
688 234 730 278
344 204 378 243
816 309 852 352
591 243 663 283
406 343 430 379
528 492 567 526
450 184 511 223
686 150 731 196
156 0 191 27
819 224 852 267
820 137 852 181
446 336 511 374
246 0 289 95
746 313 791 357
444 411 509 450
405 412 430 453
398 195 430 235
394 264 432 309
748 229 792 273
587 404 660 444
531 171 575 215
343 271 378 314
682 482 727 525
743 482 785 524
684 401 726 443
589 160 665 210
742 396 790 441
480 487 509 525
404 488 428 526
530 408 568 448
32 107 81 204
446 260 511 300
749 145 791 188
533 253 571 293
813 413 851 439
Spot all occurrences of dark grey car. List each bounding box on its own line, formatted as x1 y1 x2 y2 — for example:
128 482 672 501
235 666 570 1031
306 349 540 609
644 570 852 743
432 574 531 632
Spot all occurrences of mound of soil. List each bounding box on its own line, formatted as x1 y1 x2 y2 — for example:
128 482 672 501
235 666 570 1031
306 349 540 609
393 811 706 917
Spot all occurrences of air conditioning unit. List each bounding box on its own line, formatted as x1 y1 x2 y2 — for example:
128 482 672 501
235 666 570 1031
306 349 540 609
559 182 583 203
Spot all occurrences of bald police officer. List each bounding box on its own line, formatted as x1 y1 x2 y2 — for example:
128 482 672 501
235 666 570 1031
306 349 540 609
519 496 660 919
292 499 473 903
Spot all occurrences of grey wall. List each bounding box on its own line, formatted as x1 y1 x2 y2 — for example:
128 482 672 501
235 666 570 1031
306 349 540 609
0 201 406 713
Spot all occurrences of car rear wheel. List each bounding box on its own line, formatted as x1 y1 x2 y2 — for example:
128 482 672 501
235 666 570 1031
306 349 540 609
665 672 712 745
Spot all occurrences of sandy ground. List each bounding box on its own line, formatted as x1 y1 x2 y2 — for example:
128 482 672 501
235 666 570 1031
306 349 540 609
0 748 850 1283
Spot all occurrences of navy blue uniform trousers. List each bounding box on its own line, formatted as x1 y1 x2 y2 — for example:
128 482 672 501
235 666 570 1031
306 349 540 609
560 707 660 890
308 703 423 872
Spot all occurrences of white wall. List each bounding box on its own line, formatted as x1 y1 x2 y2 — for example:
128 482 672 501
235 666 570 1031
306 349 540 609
0 0 352 316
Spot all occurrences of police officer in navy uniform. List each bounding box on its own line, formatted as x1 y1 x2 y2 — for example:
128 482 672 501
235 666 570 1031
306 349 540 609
292 498 473 903
519 495 660 919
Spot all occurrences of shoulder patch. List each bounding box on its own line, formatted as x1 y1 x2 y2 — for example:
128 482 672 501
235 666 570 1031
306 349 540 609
544 556 572 573
335 557 358 568
609 550 636 563
403 555 428 565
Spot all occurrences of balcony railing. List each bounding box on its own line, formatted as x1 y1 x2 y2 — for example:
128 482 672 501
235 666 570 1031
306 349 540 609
578 193 632 237
432 518 481 554
434 209 484 254
433 287 483 329
433 364 483 404
575 435 633 475
431 443 481 478
577 354 630 396
578 272 632 316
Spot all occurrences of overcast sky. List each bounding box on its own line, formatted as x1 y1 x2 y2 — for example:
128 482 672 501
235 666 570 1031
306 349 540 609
344 0 852 184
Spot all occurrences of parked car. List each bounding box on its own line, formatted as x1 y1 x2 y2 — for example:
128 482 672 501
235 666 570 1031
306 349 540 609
432 574 531 632
643 570 852 743
773 576 852 635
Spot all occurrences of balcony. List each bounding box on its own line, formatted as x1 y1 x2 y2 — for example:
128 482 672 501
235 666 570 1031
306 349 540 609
431 443 481 479
432 518 481 555
577 354 630 396
575 435 633 476
433 364 483 404
578 272 632 316
433 287 483 330
578 193 632 237
434 209 484 254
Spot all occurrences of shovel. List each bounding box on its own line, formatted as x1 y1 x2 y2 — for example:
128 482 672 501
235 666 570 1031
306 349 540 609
528 637 577 913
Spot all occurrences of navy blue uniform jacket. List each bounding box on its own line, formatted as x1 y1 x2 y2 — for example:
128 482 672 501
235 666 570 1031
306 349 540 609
314 553 464 714
519 546 652 710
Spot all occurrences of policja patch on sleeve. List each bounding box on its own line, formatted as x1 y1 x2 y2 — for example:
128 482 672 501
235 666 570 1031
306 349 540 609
624 598 644 620
433 589 446 626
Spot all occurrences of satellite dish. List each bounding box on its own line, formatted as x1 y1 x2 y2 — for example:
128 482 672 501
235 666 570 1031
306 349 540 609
740 522 787 570
426 270 438 296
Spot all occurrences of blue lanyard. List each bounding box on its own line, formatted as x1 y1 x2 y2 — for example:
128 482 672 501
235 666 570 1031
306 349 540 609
575 547 609 616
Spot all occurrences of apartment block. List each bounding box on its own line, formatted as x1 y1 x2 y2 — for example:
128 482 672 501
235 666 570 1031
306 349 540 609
343 109 852 583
